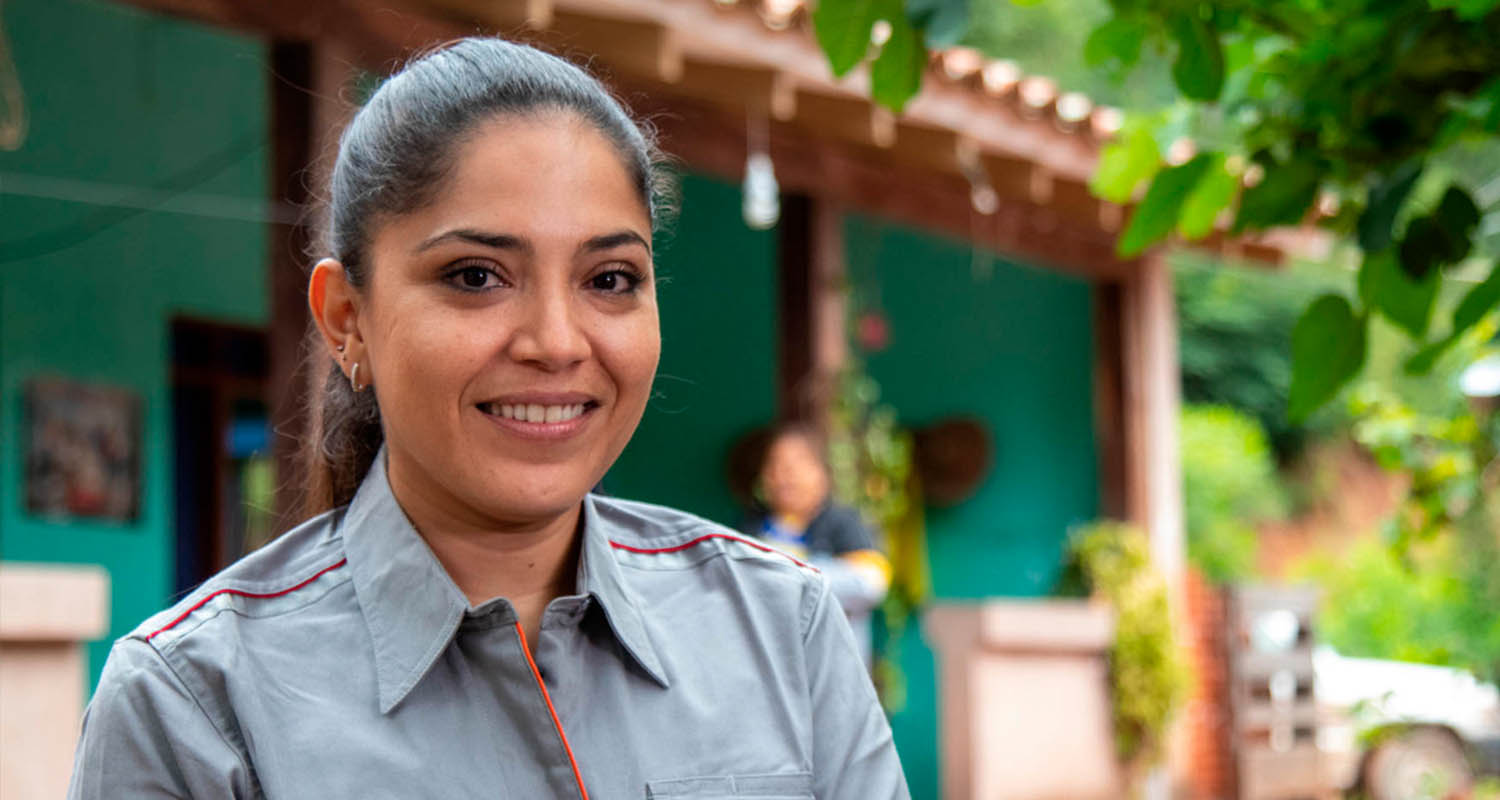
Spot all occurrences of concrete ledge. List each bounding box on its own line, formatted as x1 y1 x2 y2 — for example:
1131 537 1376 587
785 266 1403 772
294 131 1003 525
928 598 1114 654
0 563 110 641
926 599 1122 800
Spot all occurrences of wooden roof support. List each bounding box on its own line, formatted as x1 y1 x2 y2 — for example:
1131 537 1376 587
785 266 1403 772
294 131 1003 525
547 9 683 82
1052 177 1123 233
422 0 552 31
893 120 980 176
673 57 796 121
982 152 1054 206
793 88 895 149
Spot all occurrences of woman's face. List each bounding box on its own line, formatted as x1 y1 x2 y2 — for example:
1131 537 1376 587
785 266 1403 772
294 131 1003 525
759 433 830 520
341 112 659 530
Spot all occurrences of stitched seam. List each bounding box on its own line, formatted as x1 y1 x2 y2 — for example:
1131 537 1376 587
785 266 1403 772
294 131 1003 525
609 533 818 571
146 559 349 642
515 622 590 800
799 574 829 642
140 639 263 798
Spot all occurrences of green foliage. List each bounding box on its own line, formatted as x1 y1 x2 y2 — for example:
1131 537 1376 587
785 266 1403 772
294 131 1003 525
1117 153 1213 256
811 0 1500 421
811 0 930 111
1293 525 1500 681
1289 294 1367 423
1181 405 1286 582
1064 521 1189 767
1298 323 1500 680
827 362 928 710
1174 252 1344 459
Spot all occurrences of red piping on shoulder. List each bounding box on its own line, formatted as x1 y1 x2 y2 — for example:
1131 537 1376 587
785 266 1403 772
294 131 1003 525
608 533 817 571
145 559 349 641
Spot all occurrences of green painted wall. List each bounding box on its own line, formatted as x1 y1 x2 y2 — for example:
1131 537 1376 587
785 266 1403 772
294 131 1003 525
605 173 778 526
0 0 269 686
847 214 1100 800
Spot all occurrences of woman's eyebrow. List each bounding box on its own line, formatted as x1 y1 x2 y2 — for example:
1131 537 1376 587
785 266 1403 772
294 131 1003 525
579 230 651 256
414 228 530 254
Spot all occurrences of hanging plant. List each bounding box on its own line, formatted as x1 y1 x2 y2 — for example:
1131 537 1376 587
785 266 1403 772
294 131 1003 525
826 361 928 710
1062 521 1189 774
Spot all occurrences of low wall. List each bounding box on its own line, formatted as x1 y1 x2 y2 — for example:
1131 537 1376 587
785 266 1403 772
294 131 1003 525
0 563 110 799
926 600 1120 800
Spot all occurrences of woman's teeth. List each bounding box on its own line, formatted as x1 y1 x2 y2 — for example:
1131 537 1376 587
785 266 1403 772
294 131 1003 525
482 403 587 423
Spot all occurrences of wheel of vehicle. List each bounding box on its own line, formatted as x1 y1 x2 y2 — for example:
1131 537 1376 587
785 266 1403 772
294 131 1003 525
1364 728 1474 800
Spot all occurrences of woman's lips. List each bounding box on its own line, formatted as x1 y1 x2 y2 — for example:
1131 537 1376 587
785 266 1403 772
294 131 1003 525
474 399 598 439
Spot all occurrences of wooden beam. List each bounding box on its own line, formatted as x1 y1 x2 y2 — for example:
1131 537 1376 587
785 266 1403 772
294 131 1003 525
113 0 467 72
547 9 683 82
1052 177 1123 233
1119 251 1184 583
634 93 1131 279
1092 280 1128 520
422 0 552 30
778 194 814 421
673 57 796 121
982 151 1054 206
892 120 980 176
268 41 315 533
793 88 896 149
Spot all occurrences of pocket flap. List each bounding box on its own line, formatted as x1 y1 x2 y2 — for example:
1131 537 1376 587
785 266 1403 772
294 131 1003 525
646 771 813 798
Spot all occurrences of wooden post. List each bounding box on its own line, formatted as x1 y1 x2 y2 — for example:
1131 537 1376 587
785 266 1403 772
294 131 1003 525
776 193 846 427
1092 280 1128 521
268 41 353 530
268 40 314 532
1118 251 1188 799
1119 251 1183 584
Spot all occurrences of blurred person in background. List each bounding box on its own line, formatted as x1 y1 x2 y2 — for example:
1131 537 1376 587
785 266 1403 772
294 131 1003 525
67 37 907 800
744 423 892 666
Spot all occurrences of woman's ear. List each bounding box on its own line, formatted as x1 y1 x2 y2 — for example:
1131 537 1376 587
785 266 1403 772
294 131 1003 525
308 258 363 367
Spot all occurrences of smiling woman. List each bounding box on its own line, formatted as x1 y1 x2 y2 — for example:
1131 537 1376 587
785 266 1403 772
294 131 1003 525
67 38 908 800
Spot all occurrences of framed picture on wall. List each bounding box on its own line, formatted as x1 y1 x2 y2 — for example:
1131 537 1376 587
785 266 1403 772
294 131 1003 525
24 377 142 522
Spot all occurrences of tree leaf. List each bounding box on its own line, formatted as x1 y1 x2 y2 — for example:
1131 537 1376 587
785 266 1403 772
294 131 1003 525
1398 187 1479 279
813 0 881 77
1357 160 1423 253
1117 154 1215 256
1091 123 1160 204
1289 294 1366 422
1452 259 1500 336
1436 185 1481 241
1358 250 1440 338
870 10 926 112
906 0 970 48
1233 157 1320 233
1429 0 1500 20
1177 153 1239 239
1170 14 1224 102
1085 16 1147 72
1404 336 1455 375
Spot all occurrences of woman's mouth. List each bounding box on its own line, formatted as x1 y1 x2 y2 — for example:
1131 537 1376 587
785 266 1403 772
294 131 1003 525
474 398 600 440
477 402 591 423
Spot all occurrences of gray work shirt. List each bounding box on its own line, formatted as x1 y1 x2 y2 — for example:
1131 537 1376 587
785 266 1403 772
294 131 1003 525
68 453 909 799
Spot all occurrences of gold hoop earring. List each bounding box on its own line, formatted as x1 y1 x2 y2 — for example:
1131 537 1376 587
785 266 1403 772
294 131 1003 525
350 362 362 392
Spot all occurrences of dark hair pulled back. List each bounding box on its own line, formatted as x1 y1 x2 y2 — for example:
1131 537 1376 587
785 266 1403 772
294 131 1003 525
303 37 673 516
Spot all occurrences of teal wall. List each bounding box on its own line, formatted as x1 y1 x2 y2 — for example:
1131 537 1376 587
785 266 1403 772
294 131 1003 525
848 214 1100 800
0 0 269 686
605 173 778 526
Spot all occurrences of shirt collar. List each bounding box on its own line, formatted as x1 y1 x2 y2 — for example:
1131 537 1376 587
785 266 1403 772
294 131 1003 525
342 449 669 715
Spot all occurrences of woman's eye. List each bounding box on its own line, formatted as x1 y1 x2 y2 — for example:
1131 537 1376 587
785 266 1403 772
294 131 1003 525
590 269 643 295
447 265 503 291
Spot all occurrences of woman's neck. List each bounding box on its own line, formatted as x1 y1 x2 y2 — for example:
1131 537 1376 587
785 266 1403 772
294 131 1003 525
383 458 582 638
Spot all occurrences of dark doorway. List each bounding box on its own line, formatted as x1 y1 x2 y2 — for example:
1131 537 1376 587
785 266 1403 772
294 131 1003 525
171 318 273 597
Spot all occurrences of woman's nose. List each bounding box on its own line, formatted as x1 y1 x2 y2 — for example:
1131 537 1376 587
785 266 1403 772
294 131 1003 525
507 285 591 370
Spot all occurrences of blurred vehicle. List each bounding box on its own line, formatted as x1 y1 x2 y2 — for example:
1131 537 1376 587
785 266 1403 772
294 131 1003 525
1315 646 1500 799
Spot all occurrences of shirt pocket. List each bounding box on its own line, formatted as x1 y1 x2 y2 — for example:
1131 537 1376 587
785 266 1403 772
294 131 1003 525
645 771 813 799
